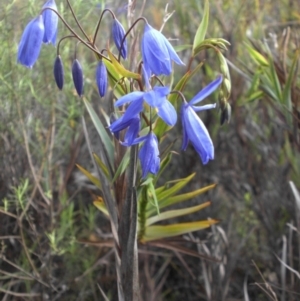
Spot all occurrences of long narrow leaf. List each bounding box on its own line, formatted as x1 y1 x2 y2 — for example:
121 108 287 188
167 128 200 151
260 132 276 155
146 202 211 226
156 173 195 201
112 148 130 183
76 164 101 189
142 219 218 242
193 0 209 55
83 98 114 167
148 184 216 216
93 153 110 179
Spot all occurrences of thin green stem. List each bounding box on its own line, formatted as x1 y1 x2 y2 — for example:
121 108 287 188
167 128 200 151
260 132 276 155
93 8 115 46
66 0 90 42
40 7 106 59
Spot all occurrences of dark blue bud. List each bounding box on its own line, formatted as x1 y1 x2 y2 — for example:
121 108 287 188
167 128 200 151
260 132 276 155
53 55 64 90
72 59 84 96
96 60 108 97
112 19 127 59
17 15 45 68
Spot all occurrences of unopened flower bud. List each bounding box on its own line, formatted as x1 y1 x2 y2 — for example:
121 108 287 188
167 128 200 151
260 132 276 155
112 19 127 59
53 55 64 90
72 59 84 96
96 60 108 97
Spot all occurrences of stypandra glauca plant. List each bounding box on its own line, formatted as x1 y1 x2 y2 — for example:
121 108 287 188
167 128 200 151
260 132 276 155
17 0 231 299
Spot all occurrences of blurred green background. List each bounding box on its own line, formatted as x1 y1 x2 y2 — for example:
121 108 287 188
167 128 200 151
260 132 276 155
0 0 300 300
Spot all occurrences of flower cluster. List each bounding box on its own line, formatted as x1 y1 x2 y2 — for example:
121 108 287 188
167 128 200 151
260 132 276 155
17 2 223 179
110 22 223 178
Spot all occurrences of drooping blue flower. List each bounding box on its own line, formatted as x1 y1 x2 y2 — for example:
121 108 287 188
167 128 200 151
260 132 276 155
53 55 64 90
17 15 45 68
130 131 160 178
112 19 127 59
96 60 108 97
141 23 184 76
181 75 223 164
42 0 58 45
72 59 84 96
109 86 176 138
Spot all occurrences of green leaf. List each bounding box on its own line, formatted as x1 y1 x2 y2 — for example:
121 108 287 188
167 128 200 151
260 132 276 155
93 153 110 180
103 59 126 99
142 219 218 242
244 43 269 67
148 183 216 216
112 148 130 183
146 202 211 226
83 98 114 167
107 48 141 80
156 173 195 201
246 90 264 103
193 0 209 55
93 197 109 217
268 60 282 103
76 164 101 189
282 50 299 112
153 152 172 186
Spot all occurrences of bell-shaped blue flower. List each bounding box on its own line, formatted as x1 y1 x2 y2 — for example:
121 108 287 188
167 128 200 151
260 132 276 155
112 19 127 59
17 15 45 68
96 60 108 97
53 55 64 90
72 59 84 96
42 0 58 45
131 132 160 178
181 75 223 164
141 23 184 76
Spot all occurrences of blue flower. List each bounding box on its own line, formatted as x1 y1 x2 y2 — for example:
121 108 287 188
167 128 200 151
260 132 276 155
96 60 108 97
112 19 127 59
72 59 84 96
181 75 223 164
141 23 184 76
17 15 45 68
109 86 176 138
132 132 160 178
42 0 58 45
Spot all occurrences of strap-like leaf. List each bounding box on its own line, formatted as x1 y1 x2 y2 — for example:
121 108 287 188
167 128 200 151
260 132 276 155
146 202 211 226
76 164 101 189
142 219 218 242
83 98 114 167
192 0 209 55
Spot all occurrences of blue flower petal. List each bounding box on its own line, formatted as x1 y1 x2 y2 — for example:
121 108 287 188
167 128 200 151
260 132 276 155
138 132 160 178
157 99 177 126
114 91 144 107
181 105 214 164
42 0 58 45
189 75 223 105
181 104 189 150
141 23 183 76
123 117 140 146
17 15 45 68
164 38 185 66
192 103 216 112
